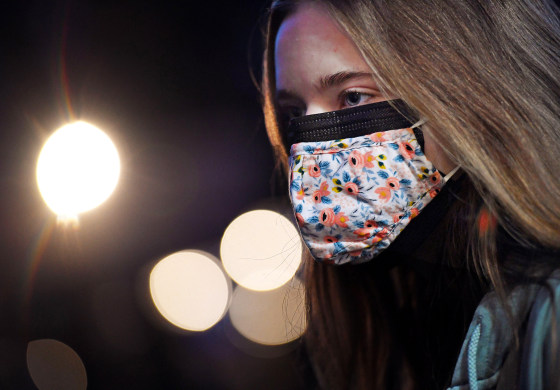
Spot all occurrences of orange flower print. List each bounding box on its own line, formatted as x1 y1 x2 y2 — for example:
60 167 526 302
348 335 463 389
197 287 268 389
312 192 322 203
312 181 331 203
429 171 441 186
353 220 378 238
353 227 371 239
326 147 341 154
344 182 359 195
295 213 305 227
324 236 338 243
375 187 392 203
308 163 321 177
367 132 387 142
364 152 375 168
349 249 363 257
386 177 400 191
371 228 388 244
335 212 349 228
393 213 404 223
320 208 336 226
410 208 419 219
364 220 377 229
349 150 365 170
429 188 440 198
296 187 305 200
399 140 415 159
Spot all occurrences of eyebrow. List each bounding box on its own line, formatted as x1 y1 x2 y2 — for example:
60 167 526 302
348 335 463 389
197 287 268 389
318 71 374 89
275 71 376 101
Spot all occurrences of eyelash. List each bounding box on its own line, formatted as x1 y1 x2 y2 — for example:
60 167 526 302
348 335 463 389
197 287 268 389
277 89 376 124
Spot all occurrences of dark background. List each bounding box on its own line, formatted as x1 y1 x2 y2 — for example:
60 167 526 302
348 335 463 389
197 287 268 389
0 1 307 388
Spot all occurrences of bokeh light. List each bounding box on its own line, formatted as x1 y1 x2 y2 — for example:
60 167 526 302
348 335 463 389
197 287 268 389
149 250 231 332
229 278 306 345
27 339 87 390
36 121 120 220
220 210 302 291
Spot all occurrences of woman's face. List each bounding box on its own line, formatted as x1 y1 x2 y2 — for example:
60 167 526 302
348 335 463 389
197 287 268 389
274 2 455 173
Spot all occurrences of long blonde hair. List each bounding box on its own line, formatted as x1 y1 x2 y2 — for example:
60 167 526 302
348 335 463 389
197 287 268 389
264 0 560 276
262 0 560 388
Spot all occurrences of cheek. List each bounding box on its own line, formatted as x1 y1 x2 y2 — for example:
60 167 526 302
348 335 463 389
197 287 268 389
423 131 456 175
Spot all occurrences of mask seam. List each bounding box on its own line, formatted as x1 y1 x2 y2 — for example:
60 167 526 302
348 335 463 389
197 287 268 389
291 158 442 258
291 129 418 156
335 183 441 257
385 185 440 238
291 120 412 140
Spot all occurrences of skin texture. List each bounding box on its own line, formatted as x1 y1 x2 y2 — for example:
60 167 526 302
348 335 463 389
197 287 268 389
274 2 455 173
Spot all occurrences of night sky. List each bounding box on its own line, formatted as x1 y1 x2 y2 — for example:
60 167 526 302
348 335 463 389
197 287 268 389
0 1 308 388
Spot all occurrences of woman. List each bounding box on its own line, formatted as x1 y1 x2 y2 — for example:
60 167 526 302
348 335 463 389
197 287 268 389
261 0 560 389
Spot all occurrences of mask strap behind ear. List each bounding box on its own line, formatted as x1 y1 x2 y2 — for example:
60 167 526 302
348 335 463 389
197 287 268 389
444 165 461 181
411 119 426 129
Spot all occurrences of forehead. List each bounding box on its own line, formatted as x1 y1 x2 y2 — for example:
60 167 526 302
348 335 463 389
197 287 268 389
275 3 343 56
274 2 370 91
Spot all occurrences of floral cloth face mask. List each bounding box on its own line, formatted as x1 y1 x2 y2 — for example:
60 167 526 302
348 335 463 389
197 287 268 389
287 100 458 265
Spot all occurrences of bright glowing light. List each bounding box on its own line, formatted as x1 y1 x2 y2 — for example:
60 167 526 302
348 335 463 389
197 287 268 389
149 250 231 332
220 210 302 291
229 278 306 345
27 339 87 390
36 121 120 219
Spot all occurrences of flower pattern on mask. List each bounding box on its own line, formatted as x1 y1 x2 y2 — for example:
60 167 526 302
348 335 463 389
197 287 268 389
289 127 445 265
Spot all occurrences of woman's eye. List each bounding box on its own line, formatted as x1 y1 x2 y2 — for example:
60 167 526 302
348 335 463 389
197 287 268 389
343 91 370 107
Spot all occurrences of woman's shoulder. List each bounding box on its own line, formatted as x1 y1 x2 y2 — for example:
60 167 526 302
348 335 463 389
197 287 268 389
447 268 560 390
515 269 560 389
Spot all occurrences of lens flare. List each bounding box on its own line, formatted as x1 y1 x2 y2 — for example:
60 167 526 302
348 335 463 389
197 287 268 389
229 278 306 345
149 250 231 332
36 121 120 220
220 210 302 291
27 339 87 390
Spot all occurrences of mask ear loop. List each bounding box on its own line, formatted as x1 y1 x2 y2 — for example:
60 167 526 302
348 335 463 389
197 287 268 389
444 165 461 181
411 119 426 129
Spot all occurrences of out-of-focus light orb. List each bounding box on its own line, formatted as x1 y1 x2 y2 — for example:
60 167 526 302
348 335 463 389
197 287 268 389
36 121 120 219
149 250 231 332
229 278 307 345
220 210 302 291
27 339 87 390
